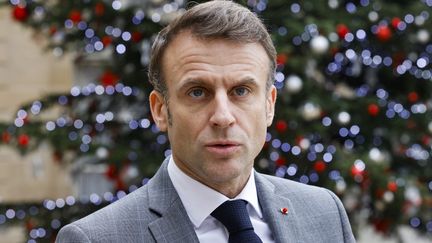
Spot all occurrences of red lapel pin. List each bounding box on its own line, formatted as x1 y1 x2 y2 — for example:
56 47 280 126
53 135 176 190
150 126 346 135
280 207 288 215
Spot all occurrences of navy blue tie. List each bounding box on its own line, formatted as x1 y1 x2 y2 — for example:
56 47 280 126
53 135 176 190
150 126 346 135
211 200 263 243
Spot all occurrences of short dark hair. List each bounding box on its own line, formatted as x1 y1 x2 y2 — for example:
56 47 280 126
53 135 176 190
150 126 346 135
148 0 276 97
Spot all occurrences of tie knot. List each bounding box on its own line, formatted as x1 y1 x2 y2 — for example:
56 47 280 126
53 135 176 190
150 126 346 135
211 200 253 234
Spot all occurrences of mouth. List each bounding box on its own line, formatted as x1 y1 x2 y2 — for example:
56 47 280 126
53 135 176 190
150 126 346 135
205 141 241 157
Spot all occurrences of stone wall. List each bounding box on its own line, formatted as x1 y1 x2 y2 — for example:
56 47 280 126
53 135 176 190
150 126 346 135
0 8 73 204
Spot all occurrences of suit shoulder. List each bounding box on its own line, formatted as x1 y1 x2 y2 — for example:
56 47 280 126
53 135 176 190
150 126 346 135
258 173 337 201
58 184 156 241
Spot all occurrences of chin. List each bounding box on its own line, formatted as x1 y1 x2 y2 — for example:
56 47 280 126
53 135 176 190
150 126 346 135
205 162 246 181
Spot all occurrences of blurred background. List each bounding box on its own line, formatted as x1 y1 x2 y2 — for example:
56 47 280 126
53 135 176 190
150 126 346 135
0 0 431 242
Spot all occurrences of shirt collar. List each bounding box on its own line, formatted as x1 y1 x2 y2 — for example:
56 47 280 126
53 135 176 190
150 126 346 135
167 156 262 228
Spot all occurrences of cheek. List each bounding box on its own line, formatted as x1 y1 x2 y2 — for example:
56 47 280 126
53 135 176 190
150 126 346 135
169 110 207 140
239 107 268 136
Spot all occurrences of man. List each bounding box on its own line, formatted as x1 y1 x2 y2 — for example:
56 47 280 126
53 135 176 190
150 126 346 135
57 1 356 242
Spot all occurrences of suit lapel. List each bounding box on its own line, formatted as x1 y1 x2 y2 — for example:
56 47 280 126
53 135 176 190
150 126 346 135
147 158 199 243
255 172 300 243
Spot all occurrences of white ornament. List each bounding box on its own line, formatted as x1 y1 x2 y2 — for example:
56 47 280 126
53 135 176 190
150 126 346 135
285 75 303 93
369 147 385 163
52 31 65 45
368 11 379 22
96 147 109 159
335 179 347 193
428 121 432 133
405 185 421 206
337 111 351 124
328 0 339 9
310 35 330 55
417 29 430 44
118 110 133 122
258 158 269 169
299 138 311 150
32 7 46 22
383 191 394 203
374 201 385 211
121 164 140 184
301 102 321 121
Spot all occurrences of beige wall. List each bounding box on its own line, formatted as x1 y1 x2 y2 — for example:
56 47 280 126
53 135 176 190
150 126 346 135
0 7 73 203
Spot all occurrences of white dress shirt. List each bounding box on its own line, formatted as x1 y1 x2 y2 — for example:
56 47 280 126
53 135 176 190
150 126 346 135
167 156 275 243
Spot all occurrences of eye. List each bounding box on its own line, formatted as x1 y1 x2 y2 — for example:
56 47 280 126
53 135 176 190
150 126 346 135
188 88 205 98
232 86 250 96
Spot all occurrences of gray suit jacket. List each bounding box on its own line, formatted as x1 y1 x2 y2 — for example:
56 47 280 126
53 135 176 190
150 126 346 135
56 157 356 242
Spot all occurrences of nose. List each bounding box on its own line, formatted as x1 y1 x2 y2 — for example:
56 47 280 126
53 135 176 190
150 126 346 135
209 92 236 128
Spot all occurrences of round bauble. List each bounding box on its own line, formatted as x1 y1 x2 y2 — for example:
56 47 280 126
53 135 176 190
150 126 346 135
275 120 288 133
12 5 28 22
417 29 430 44
300 102 321 121
376 25 392 42
336 24 349 39
96 147 109 159
337 111 351 124
310 35 329 54
383 191 394 203
285 75 303 93
18 134 30 147
368 104 380 116
369 147 386 163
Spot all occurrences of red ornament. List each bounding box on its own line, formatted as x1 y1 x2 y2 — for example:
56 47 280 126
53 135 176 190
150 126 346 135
407 91 419 103
280 207 288 215
422 135 431 146
25 219 35 231
330 47 339 56
52 150 63 162
350 164 364 177
407 120 417 129
12 5 28 22
391 17 401 29
367 104 380 116
2 131 11 143
94 2 105 16
375 188 385 199
69 10 82 24
276 157 286 167
102 36 113 46
336 24 349 39
100 71 119 87
387 181 398 192
275 120 288 133
295 135 304 146
105 164 117 180
115 177 126 191
313 160 326 173
18 134 29 147
131 32 143 43
373 218 390 234
276 53 288 65
376 25 392 42
49 26 57 35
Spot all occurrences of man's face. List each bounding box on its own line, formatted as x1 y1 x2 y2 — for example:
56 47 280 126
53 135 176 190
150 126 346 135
150 31 276 193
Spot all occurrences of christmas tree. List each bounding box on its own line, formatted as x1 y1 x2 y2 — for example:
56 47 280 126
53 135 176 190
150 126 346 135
0 0 431 242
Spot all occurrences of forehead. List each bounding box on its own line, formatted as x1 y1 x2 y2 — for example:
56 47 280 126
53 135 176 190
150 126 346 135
161 31 270 86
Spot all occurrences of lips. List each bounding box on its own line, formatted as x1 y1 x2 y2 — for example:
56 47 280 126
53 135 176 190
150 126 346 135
204 141 241 157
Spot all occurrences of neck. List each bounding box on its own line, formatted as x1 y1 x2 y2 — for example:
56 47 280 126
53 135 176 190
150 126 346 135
173 158 252 199
207 173 251 198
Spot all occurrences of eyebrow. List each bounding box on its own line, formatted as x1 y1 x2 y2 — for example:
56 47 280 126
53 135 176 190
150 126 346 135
236 77 259 87
178 77 259 90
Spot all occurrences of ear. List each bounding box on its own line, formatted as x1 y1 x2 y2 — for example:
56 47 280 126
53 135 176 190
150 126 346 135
149 90 168 132
266 85 277 127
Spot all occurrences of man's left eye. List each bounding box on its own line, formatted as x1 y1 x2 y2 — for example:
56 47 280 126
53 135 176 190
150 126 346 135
233 87 249 96
189 88 204 98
